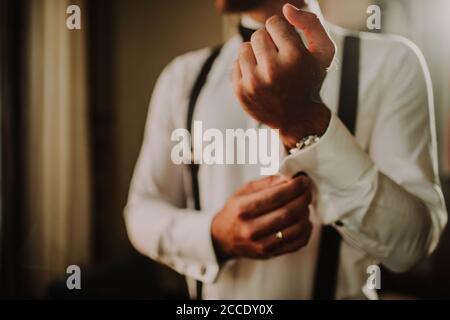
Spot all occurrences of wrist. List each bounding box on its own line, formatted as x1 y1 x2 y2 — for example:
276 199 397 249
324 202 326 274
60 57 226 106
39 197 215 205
280 103 331 148
211 214 233 263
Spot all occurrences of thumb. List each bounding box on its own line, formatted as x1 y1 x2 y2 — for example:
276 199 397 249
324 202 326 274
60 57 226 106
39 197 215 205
282 3 335 67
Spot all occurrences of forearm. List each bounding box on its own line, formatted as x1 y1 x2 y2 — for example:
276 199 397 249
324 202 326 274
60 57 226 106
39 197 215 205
279 112 445 272
328 168 435 272
125 196 220 283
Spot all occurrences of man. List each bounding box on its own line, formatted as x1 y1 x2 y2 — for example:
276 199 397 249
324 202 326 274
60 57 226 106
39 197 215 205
124 0 447 299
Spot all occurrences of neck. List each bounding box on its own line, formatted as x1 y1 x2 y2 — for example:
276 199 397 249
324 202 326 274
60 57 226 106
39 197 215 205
245 0 307 23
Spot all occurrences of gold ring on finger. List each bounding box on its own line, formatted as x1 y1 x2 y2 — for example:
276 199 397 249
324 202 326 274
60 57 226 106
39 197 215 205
275 231 283 240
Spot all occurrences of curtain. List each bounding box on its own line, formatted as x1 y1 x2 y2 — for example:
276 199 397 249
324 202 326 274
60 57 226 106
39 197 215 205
23 0 91 296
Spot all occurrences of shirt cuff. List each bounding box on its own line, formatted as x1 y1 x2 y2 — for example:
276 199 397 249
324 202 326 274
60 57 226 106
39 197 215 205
161 211 220 284
278 112 374 223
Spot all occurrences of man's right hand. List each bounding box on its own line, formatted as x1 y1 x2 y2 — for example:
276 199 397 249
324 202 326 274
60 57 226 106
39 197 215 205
211 175 313 262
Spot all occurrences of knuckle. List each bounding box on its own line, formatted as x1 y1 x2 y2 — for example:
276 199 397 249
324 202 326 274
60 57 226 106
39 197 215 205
240 41 252 52
247 73 259 86
256 243 269 256
308 12 319 21
233 76 243 89
239 225 249 240
245 180 256 191
245 76 261 96
240 93 253 109
265 175 278 185
285 47 302 61
234 84 245 100
250 29 266 43
266 14 284 29
245 178 257 188
235 201 249 219
240 224 252 240
263 64 279 84
238 42 252 58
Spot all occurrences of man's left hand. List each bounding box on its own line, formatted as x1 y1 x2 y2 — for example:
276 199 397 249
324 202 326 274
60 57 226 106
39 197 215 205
232 4 335 148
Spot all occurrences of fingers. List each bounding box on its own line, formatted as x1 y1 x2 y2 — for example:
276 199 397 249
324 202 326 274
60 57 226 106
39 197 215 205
265 14 304 54
238 42 257 81
248 189 312 239
239 175 310 219
248 219 313 259
232 59 242 83
250 28 277 70
271 221 313 256
282 3 335 67
234 175 287 196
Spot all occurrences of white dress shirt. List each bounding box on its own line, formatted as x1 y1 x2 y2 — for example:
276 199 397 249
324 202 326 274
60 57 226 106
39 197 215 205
124 11 447 299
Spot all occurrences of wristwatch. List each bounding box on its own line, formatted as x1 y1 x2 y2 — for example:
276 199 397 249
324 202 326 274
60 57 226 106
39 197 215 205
289 135 321 155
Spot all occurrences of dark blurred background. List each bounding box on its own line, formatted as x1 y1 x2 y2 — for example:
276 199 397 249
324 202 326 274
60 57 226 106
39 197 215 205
1 0 449 299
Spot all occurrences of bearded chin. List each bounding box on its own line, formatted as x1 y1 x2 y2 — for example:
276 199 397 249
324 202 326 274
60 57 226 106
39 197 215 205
216 0 267 13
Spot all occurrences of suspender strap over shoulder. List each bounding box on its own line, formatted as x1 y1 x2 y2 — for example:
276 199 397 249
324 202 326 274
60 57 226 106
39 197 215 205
337 36 360 135
312 35 360 300
186 45 223 300
187 45 223 212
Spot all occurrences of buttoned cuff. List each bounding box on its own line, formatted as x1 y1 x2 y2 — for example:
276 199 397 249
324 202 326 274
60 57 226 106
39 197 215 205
161 211 220 284
278 112 374 223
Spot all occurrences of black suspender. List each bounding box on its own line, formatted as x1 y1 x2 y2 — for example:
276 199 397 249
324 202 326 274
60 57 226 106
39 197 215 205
186 35 360 300
337 36 360 135
186 45 223 300
312 35 361 300
187 46 223 213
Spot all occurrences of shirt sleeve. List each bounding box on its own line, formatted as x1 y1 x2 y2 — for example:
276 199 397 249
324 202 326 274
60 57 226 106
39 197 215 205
278 38 447 273
124 56 221 283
